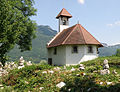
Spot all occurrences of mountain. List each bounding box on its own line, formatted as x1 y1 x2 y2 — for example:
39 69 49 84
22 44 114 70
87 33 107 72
8 25 120 63
8 25 57 63
101 43 108 47
99 44 120 56
37 25 57 36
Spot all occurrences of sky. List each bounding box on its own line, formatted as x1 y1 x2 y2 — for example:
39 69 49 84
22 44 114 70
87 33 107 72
31 0 120 45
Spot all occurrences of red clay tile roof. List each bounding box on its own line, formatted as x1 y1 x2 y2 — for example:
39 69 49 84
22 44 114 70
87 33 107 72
56 8 72 19
47 24 103 48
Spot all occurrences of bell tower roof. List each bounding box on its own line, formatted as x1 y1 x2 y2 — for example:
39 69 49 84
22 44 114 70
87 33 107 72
56 8 72 19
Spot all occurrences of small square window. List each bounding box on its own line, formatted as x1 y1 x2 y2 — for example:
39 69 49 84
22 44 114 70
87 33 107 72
72 46 78 53
54 48 57 55
88 46 93 53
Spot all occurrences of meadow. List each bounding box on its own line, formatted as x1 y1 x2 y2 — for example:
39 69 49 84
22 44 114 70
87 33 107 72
0 56 120 92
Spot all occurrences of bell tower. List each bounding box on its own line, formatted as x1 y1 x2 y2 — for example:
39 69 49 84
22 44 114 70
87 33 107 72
56 8 72 32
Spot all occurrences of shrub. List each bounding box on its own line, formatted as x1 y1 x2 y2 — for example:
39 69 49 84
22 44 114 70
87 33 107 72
116 49 120 57
39 60 48 65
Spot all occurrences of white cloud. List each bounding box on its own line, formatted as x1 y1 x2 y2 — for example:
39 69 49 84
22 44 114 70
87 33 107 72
78 0 85 4
107 24 113 27
115 21 120 26
107 21 120 27
109 42 120 46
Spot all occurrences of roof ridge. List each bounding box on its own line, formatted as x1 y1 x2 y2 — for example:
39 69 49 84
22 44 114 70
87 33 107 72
81 25 101 44
47 24 103 48
47 31 61 46
62 24 77 44
78 24 87 44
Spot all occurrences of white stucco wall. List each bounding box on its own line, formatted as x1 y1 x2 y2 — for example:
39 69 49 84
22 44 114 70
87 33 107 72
59 17 69 32
47 46 66 65
66 45 98 65
80 45 98 62
48 45 98 66
66 45 85 65
59 25 69 32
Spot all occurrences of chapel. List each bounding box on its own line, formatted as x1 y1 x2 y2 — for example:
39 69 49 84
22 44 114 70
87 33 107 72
47 8 103 65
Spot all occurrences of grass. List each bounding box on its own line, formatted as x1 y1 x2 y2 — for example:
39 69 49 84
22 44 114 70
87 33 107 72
0 56 120 92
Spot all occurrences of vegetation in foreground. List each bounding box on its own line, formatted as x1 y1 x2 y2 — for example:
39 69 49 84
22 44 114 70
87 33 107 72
0 56 120 92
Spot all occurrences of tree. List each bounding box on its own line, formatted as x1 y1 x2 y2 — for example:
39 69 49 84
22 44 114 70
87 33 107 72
0 0 37 66
116 49 120 57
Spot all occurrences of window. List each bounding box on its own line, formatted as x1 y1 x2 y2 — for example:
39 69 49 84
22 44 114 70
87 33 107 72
72 46 78 53
88 46 93 53
54 48 57 55
63 20 66 25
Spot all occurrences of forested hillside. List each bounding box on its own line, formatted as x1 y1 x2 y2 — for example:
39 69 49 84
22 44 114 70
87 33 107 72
99 44 120 57
8 25 57 63
8 25 120 63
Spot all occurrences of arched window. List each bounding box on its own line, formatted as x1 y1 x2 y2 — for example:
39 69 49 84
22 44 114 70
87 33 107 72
63 20 66 25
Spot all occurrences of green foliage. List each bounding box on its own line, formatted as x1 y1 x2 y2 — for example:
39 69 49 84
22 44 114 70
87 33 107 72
7 25 120 63
1 64 53 91
8 25 56 63
1 56 120 92
0 0 36 65
39 60 48 65
116 49 120 57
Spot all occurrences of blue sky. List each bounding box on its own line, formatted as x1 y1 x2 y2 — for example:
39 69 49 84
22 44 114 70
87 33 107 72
31 0 120 45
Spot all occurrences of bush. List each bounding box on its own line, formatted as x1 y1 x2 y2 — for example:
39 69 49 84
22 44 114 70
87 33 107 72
116 49 120 57
39 60 48 65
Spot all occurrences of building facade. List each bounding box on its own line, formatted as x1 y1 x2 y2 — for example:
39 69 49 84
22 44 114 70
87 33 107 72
47 8 103 65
